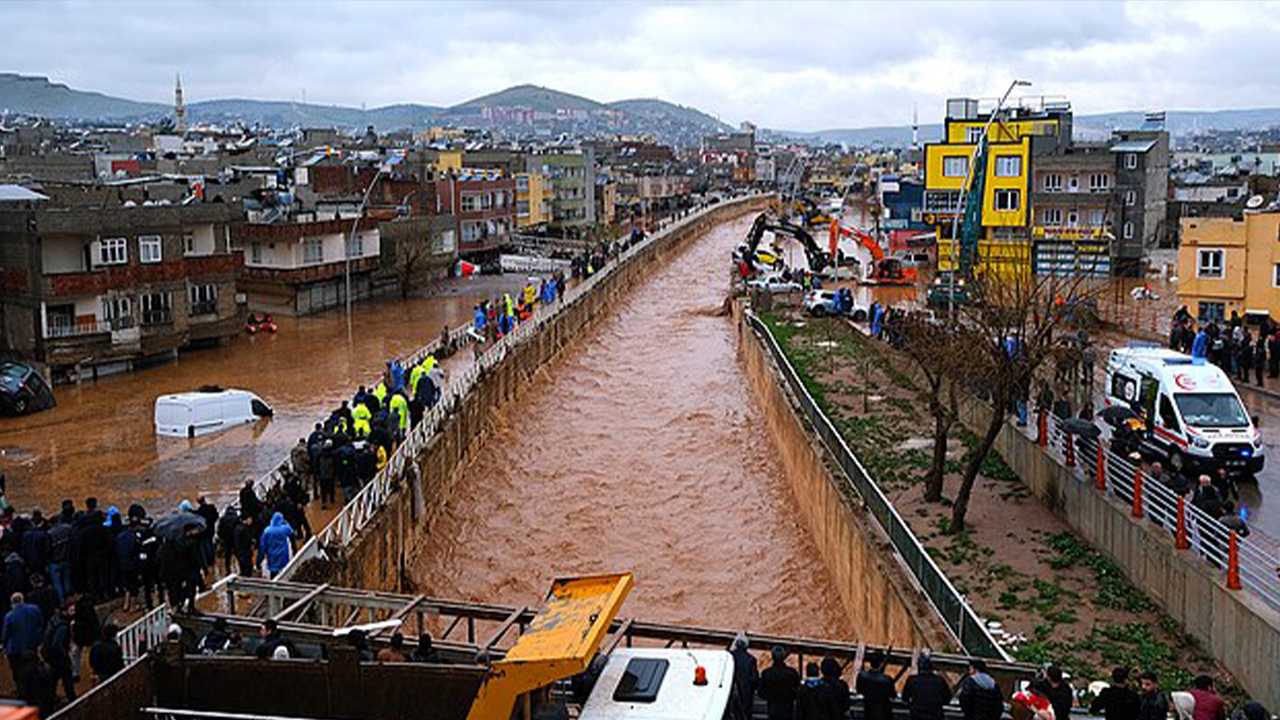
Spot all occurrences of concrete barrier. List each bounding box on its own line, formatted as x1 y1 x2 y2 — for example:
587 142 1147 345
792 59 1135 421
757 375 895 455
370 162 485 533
736 302 956 652
312 195 773 592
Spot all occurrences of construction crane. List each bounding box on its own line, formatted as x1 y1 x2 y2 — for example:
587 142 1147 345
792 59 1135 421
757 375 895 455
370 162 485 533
830 221 918 286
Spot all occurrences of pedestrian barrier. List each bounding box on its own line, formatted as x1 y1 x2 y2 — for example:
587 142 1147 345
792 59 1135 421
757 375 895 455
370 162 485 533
1042 414 1280 612
119 604 170 660
746 312 1008 660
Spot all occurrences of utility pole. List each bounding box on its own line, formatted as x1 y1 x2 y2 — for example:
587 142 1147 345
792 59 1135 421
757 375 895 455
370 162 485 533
345 164 388 316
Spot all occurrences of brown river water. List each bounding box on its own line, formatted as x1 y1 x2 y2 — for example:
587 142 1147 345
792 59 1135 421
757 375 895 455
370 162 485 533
0 276 528 516
412 215 855 638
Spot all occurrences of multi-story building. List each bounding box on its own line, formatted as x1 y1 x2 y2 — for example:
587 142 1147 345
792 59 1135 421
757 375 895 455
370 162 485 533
514 171 551 229
233 216 383 316
536 148 596 233
429 169 516 256
1177 209 1280 326
1029 146 1116 276
0 185 243 380
1111 126 1170 264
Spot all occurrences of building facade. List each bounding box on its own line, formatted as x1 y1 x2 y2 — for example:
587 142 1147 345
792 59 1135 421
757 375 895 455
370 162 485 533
232 217 383 316
536 149 597 233
1177 210 1280 326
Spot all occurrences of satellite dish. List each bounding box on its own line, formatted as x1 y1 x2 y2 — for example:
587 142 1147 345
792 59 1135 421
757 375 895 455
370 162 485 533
1247 194 1265 209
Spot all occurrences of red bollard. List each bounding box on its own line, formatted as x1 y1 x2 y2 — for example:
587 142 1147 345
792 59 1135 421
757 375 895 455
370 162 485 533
1132 469 1144 519
1175 497 1190 550
1065 434 1076 467
1227 531 1242 590
1096 443 1107 491
1037 410 1048 448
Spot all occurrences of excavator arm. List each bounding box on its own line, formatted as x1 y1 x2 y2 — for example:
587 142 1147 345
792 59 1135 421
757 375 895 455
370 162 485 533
742 213 830 273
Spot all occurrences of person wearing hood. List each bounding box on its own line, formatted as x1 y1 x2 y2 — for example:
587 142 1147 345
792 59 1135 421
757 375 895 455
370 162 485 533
958 659 1005 720
216 506 240 575
258 512 295 579
238 481 262 521
758 645 800 720
857 651 897 720
902 653 951 720
729 633 759 720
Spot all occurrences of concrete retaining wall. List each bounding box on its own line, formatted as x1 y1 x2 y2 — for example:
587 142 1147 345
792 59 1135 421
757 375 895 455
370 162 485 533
958 397 1280 709
736 303 956 651
319 195 772 593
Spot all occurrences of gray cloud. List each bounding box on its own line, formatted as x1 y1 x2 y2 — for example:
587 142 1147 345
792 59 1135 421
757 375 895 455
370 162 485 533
1 0 1277 131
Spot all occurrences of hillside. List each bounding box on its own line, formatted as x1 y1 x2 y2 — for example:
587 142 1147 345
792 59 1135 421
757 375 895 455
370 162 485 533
0 73 165 120
606 98 731 132
446 84 602 114
189 99 443 131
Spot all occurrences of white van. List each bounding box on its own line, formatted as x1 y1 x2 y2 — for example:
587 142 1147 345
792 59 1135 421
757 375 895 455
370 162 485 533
155 387 273 438
1105 346 1264 476
579 648 734 720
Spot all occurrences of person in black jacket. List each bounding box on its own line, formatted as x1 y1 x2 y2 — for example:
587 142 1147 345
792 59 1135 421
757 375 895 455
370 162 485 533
902 653 950 720
856 651 897 720
1043 665 1073 720
795 662 823 720
957 659 1005 720
89 623 124 684
1138 671 1168 720
233 514 257 577
41 603 74 703
729 635 759 720
758 645 800 720
1090 667 1141 720
811 656 851 720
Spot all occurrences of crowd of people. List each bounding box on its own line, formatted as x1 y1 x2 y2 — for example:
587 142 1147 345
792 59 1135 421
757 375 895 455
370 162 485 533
1173 307 1279 388
730 640 1267 720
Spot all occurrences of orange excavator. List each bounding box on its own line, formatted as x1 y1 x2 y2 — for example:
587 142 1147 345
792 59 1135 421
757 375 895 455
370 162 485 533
829 221 918 286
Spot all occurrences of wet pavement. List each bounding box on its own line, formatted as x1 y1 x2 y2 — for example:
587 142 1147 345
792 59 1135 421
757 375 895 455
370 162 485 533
0 275 529 516
411 215 856 638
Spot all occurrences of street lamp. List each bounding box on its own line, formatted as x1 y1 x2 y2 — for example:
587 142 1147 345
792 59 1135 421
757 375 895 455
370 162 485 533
345 164 389 316
948 79 1032 322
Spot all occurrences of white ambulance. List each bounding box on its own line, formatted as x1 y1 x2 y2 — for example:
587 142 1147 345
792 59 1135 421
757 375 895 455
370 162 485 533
1105 346 1264 476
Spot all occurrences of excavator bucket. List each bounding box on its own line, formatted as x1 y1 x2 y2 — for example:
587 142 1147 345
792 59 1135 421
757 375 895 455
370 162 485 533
465 573 634 720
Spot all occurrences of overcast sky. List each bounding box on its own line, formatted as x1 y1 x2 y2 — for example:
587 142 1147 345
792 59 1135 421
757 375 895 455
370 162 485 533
2 0 1278 131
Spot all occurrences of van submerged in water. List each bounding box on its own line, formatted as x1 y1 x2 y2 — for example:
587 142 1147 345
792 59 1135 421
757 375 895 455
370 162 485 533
154 387 273 438
1105 346 1264 477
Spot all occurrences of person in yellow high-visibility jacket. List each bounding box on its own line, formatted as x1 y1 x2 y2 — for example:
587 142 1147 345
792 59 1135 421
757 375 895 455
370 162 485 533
523 283 535 306
352 402 372 438
408 363 426 399
388 391 410 436
503 293 514 318
373 381 388 405
375 444 388 471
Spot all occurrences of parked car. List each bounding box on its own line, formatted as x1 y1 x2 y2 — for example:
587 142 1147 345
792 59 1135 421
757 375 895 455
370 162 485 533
747 274 803 293
0 362 56 416
804 289 868 320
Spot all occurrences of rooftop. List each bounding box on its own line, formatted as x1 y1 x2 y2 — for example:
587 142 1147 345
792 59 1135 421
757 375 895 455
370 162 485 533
0 184 49 202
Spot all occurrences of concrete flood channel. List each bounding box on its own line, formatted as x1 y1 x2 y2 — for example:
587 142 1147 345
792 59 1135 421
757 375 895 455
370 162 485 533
315 199 952 648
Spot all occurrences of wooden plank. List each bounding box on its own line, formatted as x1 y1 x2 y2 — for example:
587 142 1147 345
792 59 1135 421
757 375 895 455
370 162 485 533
271 583 331 623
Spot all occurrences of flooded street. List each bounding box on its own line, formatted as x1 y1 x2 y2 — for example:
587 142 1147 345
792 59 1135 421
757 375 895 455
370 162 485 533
412 216 855 638
0 276 526 515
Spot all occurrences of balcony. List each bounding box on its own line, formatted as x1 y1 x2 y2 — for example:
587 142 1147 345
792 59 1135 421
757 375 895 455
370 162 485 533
44 319 111 340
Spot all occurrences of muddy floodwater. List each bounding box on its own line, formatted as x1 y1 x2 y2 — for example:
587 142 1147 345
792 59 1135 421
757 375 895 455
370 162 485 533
0 276 527 515
412 216 856 638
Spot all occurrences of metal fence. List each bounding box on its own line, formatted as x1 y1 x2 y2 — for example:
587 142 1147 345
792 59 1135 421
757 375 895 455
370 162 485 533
746 312 1009 660
119 603 171 660
1041 414 1280 611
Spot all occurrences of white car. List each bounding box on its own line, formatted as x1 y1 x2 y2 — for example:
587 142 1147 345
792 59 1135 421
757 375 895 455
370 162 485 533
747 275 803 293
803 289 869 320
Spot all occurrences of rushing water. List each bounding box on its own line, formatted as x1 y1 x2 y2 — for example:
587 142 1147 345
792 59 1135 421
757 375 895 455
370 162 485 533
412 216 855 638
0 276 527 515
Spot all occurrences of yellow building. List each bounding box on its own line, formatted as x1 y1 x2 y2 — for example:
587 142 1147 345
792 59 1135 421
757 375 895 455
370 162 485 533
435 150 463 173
925 97 1072 280
515 172 551 228
1177 211 1280 325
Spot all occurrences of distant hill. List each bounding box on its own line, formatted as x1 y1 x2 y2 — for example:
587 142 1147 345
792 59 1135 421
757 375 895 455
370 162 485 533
606 98 731 132
446 84 603 114
188 99 443 131
0 73 165 120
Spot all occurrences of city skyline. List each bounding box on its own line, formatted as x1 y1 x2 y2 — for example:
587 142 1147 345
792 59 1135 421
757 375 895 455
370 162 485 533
3 0 1279 131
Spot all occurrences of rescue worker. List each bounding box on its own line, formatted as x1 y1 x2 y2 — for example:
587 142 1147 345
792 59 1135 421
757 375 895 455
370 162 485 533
408 362 426 400
351 402 372 438
523 282 536 307
388 391 410 440
503 293 514 319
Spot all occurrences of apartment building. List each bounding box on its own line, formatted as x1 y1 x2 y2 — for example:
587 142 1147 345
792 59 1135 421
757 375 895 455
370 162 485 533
1177 209 1280 326
0 185 242 380
536 148 597 233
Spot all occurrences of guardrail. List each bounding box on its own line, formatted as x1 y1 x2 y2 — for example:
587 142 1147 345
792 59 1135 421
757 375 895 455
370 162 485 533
746 312 1008 660
119 604 170 660
1041 413 1280 612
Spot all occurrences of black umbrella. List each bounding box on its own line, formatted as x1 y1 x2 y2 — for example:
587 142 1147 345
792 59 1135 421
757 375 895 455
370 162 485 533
1062 417 1101 440
1098 405 1138 426
152 511 206 541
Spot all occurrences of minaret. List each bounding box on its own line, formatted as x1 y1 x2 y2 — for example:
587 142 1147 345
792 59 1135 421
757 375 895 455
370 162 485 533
174 73 186 133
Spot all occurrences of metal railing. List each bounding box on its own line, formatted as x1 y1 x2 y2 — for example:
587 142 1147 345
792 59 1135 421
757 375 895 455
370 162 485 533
119 603 171 660
746 312 1008 660
1042 414 1280 611
44 320 112 339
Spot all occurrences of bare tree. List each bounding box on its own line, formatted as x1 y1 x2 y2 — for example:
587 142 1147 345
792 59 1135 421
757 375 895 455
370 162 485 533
394 230 436 299
947 265 1100 531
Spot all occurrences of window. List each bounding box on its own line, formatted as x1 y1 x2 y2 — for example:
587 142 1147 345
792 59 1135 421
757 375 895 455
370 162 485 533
1067 175 1080 192
1090 209 1105 226
1125 153 1139 170
517 200 530 218
460 193 481 212
965 126 984 144
516 176 529 192
250 242 263 264
1197 248 1224 278
942 156 968 178
102 296 132 329
345 234 363 258
142 291 171 325
1274 263 1280 288
183 233 195 256
1124 221 1135 240
1111 373 1136 403
1124 190 1136 206
993 189 1020 211
1067 210 1079 227
994 156 1022 177
138 235 162 264
302 239 323 264
1174 392 1249 429
98 237 128 266
1043 208 1063 226
461 221 484 242
188 283 217 316
612 657 669 703
1198 301 1225 325
1159 395 1181 433
1043 173 1063 192
1088 173 1110 192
